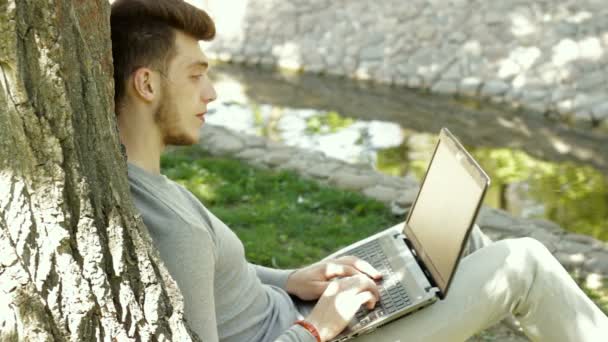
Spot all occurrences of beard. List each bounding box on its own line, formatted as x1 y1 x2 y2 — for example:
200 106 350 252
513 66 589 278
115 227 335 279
154 84 197 146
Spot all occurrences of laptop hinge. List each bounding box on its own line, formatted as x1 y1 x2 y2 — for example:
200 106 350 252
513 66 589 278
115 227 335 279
394 233 441 296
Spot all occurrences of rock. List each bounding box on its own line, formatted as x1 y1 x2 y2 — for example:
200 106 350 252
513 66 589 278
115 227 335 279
363 32 386 47
416 26 436 40
245 135 267 148
235 148 266 160
556 239 594 255
376 173 415 190
460 77 482 97
442 62 462 80
278 157 311 173
393 187 419 206
477 207 523 231
551 87 575 102
528 229 561 253
407 76 423 88
397 63 418 77
262 148 293 166
417 64 441 86
563 233 606 249
480 80 510 97
432 80 459 94
583 251 608 276
485 12 504 24
591 101 608 120
355 62 380 80
278 57 302 71
390 201 409 216
554 252 587 271
556 99 574 113
520 89 548 102
449 31 468 43
526 101 549 114
203 134 244 155
360 44 385 61
528 219 564 234
363 185 401 203
304 162 342 179
572 93 603 111
329 173 379 191
555 22 577 36
576 72 604 92
497 59 521 79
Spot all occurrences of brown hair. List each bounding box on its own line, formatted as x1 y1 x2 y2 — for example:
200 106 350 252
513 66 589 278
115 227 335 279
110 0 215 109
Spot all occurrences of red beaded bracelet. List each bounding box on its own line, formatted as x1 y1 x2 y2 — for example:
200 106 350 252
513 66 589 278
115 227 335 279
294 320 321 342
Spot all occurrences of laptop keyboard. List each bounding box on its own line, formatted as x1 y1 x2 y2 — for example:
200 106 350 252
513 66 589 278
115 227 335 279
342 240 412 327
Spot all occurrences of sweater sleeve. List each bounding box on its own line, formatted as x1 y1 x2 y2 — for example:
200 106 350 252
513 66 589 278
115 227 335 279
275 324 318 342
253 264 296 290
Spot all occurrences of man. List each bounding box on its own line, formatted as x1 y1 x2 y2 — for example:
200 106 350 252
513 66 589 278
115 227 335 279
111 1 608 341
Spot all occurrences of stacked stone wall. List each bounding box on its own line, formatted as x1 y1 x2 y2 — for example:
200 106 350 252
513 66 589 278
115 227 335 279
200 0 608 130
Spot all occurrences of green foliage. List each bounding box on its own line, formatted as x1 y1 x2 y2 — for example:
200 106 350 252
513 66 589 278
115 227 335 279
376 142 409 176
161 146 400 268
583 285 608 315
571 273 608 315
473 148 608 242
306 111 354 134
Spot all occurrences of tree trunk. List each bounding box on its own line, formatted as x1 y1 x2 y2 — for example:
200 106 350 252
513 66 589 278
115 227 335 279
0 1 197 341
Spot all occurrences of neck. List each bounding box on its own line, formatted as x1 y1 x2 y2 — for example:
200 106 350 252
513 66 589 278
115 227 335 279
117 107 164 175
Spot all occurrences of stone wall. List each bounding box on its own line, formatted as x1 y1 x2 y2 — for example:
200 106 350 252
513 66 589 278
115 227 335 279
197 0 608 130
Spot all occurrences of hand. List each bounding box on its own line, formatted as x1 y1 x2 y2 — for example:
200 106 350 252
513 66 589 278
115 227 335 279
305 274 381 342
286 256 382 300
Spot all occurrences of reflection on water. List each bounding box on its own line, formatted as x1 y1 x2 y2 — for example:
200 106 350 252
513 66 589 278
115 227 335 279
207 63 608 242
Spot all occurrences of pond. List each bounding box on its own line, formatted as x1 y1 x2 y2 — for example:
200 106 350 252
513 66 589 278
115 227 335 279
206 62 608 242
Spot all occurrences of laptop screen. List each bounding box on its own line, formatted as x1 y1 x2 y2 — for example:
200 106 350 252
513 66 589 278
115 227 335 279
404 129 488 298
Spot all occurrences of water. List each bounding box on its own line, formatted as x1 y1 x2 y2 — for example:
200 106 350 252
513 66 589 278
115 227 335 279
206 63 608 242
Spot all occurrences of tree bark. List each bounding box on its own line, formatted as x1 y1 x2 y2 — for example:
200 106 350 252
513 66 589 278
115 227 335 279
0 1 198 341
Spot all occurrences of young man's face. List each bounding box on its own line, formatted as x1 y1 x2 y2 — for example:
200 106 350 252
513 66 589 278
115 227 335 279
155 30 216 146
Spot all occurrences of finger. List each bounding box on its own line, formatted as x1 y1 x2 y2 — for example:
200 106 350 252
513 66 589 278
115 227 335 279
323 278 341 297
343 274 381 301
324 263 359 279
337 256 382 280
355 291 377 310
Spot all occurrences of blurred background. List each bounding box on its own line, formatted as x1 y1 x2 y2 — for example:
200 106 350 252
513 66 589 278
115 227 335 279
185 0 607 243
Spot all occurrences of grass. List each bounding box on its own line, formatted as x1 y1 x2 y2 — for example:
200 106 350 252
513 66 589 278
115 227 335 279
577 277 608 315
161 146 401 268
160 146 608 316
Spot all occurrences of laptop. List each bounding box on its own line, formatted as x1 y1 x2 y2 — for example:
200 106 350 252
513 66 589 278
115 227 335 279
326 127 491 341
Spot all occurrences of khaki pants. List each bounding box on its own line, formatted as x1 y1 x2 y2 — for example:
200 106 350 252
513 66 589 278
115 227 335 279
349 225 608 342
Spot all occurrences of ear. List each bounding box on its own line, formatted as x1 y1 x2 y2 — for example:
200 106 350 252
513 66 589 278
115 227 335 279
131 67 159 102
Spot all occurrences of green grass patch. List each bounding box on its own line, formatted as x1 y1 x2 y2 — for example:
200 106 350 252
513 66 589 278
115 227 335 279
161 146 401 268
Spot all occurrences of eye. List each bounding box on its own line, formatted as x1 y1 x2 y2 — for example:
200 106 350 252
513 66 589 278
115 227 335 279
190 74 203 80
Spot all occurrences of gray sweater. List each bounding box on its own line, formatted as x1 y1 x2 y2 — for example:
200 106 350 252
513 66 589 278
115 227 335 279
127 163 315 342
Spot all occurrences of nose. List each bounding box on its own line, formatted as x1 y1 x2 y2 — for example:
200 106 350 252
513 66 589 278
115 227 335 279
201 76 217 104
